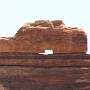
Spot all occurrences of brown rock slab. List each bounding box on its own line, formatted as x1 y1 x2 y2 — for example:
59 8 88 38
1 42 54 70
0 20 87 53
0 53 90 90
0 52 90 67
0 66 90 90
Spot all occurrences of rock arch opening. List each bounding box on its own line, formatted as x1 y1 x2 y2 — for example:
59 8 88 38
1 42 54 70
38 50 53 55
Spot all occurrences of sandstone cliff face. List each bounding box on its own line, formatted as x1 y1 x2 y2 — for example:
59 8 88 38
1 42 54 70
0 20 87 53
0 53 90 90
0 20 89 90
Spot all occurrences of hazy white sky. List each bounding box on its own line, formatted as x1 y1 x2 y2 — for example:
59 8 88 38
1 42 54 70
0 0 90 53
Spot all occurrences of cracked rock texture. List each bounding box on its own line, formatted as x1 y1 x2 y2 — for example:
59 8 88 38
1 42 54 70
0 20 87 53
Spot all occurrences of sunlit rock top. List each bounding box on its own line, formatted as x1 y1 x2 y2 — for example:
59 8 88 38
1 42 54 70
0 20 87 53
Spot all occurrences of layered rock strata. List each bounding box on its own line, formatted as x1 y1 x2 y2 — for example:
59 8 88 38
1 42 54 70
0 20 87 53
0 20 89 90
0 53 90 90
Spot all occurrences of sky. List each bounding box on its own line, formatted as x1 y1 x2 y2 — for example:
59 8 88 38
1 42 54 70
0 0 90 53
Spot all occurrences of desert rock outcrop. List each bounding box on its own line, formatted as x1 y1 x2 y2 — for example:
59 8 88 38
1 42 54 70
0 20 87 53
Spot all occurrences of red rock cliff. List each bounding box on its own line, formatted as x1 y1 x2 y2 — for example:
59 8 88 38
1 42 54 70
0 20 87 53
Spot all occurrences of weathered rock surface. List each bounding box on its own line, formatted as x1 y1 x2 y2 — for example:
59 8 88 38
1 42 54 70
0 20 89 90
0 53 90 90
0 20 87 53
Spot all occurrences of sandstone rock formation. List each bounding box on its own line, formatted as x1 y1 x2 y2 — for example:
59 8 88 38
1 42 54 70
0 53 90 90
0 20 89 90
0 20 87 53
